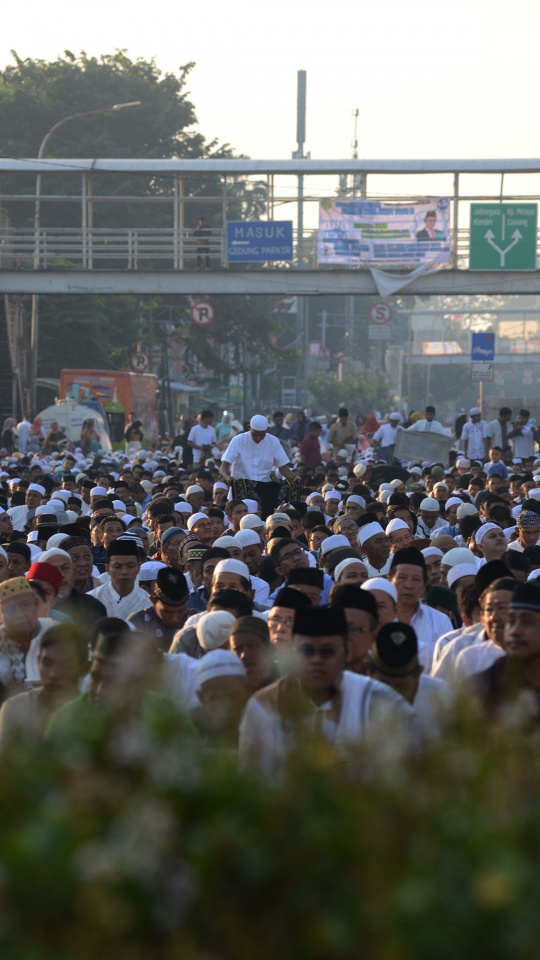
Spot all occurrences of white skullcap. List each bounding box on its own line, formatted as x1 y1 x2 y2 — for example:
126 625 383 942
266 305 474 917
321 484 334 494
445 497 463 509
456 503 478 519
361 578 397 603
386 519 409 535
186 485 204 496
306 492 324 504
213 536 240 550
197 647 247 682
187 512 208 530
46 533 70 550
39 548 71 564
456 458 470 468
239 514 265 530
213 481 228 491
140 481 153 494
346 495 366 508
528 489 540 502
139 560 167 581
242 499 259 513
337 449 348 458
27 483 45 496
324 490 341 501
512 458 522 465
267 513 291 525
27 544 43 561
447 563 478 588
389 478 404 489
388 412 401 421
353 463 367 478
213 558 250 581
47 500 66 513
26 531 39 542
53 490 70 503
334 558 367 581
474 522 500 544
0 546 8 563
250 415 269 431
409 466 423 477
196 611 236 651
420 498 440 512
91 486 108 497
379 491 392 504
442 547 478 568
379 483 393 492
120 514 135 526
234 529 261 548
433 482 448 491
35 505 56 517
9 478 21 487
421 546 444 559
111 499 125 511
175 502 193 514
469 407 481 416
320 534 350 556
358 522 385 546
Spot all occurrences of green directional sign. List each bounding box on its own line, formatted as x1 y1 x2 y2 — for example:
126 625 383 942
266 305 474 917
469 203 537 270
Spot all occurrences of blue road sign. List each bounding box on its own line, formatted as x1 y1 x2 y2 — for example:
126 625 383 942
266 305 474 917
227 221 293 262
471 332 495 362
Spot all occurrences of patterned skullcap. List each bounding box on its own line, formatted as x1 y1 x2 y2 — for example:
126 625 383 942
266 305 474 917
516 510 540 529
0 577 33 604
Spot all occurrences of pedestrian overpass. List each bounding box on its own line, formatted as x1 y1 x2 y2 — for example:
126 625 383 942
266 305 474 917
1 157 540 295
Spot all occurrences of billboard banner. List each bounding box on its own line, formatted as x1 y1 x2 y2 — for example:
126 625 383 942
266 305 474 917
318 198 452 266
394 429 454 466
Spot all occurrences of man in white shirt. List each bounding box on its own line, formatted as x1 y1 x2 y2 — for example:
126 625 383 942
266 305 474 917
88 539 149 619
187 410 217 466
220 415 296 518
16 416 32 455
388 547 453 672
357 522 392 578
372 412 401 463
487 406 513 458
406 406 447 435
461 407 489 462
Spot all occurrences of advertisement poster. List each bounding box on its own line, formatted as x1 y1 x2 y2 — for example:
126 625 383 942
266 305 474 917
318 198 452 266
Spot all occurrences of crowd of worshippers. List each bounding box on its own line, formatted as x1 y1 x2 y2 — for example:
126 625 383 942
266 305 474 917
1 426 540 770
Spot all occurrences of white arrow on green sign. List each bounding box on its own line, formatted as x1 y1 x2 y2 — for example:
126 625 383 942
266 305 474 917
469 203 537 271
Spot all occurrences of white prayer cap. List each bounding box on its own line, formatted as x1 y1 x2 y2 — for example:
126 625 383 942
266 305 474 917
239 514 265 530
457 502 478 519
358 522 385 546
447 563 478 588
213 536 240 550
388 411 401 421
433 482 448 491
445 497 463 509
90 486 108 497
27 544 43 561
196 611 236 651
337 449 348 458
456 458 470 468
504 526 516 540
213 481 228 491
234 529 261 548
533 475 540 483
139 560 167 582
197 648 247 682
409 466 423 477
27 483 45 496
334 558 367 581
386 519 409 535
26 531 39 542
320 534 350 556
306 492 324 503
243 499 259 513
389 478 404 489
442 547 478 568
53 490 70 503
324 490 341 501
267 513 291 525
512 458 522 465
345 495 366 508
39 548 71 563
186 485 204 496
421 546 444 560
528 489 540 501
321 484 334 493
475 522 500 544
469 407 481 416
137 450 147 459
120 514 135 526
187 512 209 531
250 415 269 431
420 498 440 512
35 505 56 517
175 502 193 514
361 578 397 603
213 558 250 581
379 483 393 492
46 499 66 513
46 533 70 550
0 546 8 563
9 478 21 487
353 463 367 478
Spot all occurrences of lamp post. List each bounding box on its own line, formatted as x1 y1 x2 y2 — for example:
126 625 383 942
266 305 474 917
30 101 141 413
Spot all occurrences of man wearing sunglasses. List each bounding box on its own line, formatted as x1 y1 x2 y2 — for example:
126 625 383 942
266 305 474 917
239 606 412 774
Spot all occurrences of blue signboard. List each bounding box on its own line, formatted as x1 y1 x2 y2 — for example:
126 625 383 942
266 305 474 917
471 332 495 361
227 221 293 262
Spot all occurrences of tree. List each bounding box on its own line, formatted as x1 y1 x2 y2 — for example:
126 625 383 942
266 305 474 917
307 363 391 415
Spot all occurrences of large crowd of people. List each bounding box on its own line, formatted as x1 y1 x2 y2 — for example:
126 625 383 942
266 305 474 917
0 402 540 768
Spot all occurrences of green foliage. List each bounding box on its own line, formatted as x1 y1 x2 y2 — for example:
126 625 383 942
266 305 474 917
2 710 540 958
308 362 391 414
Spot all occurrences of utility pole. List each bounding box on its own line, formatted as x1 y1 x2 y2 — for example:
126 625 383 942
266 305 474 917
292 70 309 408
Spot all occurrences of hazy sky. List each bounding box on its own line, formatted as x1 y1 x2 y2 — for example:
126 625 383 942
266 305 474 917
2 0 539 163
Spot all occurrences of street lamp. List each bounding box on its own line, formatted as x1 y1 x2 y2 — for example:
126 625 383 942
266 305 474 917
30 101 141 413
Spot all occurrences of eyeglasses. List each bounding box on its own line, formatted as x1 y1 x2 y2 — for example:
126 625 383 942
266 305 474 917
268 616 295 628
296 644 340 659
280 548 304 563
